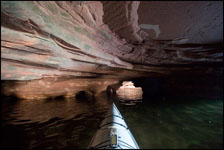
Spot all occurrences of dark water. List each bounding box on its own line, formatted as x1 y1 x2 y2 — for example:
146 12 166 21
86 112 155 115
1 93 223 149
115 97 223 149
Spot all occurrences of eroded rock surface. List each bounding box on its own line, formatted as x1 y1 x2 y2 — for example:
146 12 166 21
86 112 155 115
116 81 143 100
1 1 223 99
1 77 119 99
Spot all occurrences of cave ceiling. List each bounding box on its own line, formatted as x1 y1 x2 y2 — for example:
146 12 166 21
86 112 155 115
1 1 223 80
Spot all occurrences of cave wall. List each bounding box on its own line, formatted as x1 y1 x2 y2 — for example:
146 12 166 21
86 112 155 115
1 1 134 81
1 77 119 99
1 1 223 99
138 1 223 44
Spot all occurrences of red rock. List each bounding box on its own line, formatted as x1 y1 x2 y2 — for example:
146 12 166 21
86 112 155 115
1 1 223 99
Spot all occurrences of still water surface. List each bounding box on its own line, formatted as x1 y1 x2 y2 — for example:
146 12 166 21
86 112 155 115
1 93 223 149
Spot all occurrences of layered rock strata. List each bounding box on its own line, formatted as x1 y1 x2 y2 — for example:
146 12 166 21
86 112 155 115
1 1 223 99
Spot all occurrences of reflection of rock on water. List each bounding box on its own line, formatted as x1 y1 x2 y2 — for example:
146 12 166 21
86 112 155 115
116 81 143 100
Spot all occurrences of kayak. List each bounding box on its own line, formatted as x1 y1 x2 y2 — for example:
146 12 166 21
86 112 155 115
88 103 140 149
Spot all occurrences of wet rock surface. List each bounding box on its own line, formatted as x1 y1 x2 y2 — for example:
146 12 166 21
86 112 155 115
1 77 119 100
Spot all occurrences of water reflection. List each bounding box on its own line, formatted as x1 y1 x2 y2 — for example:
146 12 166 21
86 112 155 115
1 93 110 149
1 94 223 149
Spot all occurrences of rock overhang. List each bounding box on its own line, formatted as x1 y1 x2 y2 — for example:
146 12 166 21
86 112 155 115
1 1 223 99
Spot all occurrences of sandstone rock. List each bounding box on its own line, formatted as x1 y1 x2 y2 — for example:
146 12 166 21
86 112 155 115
116 81 143 100
1 77 119 100
1 1 223 99
1 1 222 81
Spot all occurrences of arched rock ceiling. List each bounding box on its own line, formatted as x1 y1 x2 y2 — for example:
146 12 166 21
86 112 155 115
1 1 223 80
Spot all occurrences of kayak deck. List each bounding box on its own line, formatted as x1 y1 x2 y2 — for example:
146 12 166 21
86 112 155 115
88 103 139 149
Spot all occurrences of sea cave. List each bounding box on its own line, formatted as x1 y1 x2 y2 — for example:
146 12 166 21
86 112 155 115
1 1 223 149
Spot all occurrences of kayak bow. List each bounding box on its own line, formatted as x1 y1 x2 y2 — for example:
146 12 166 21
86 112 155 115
88 103 139 149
